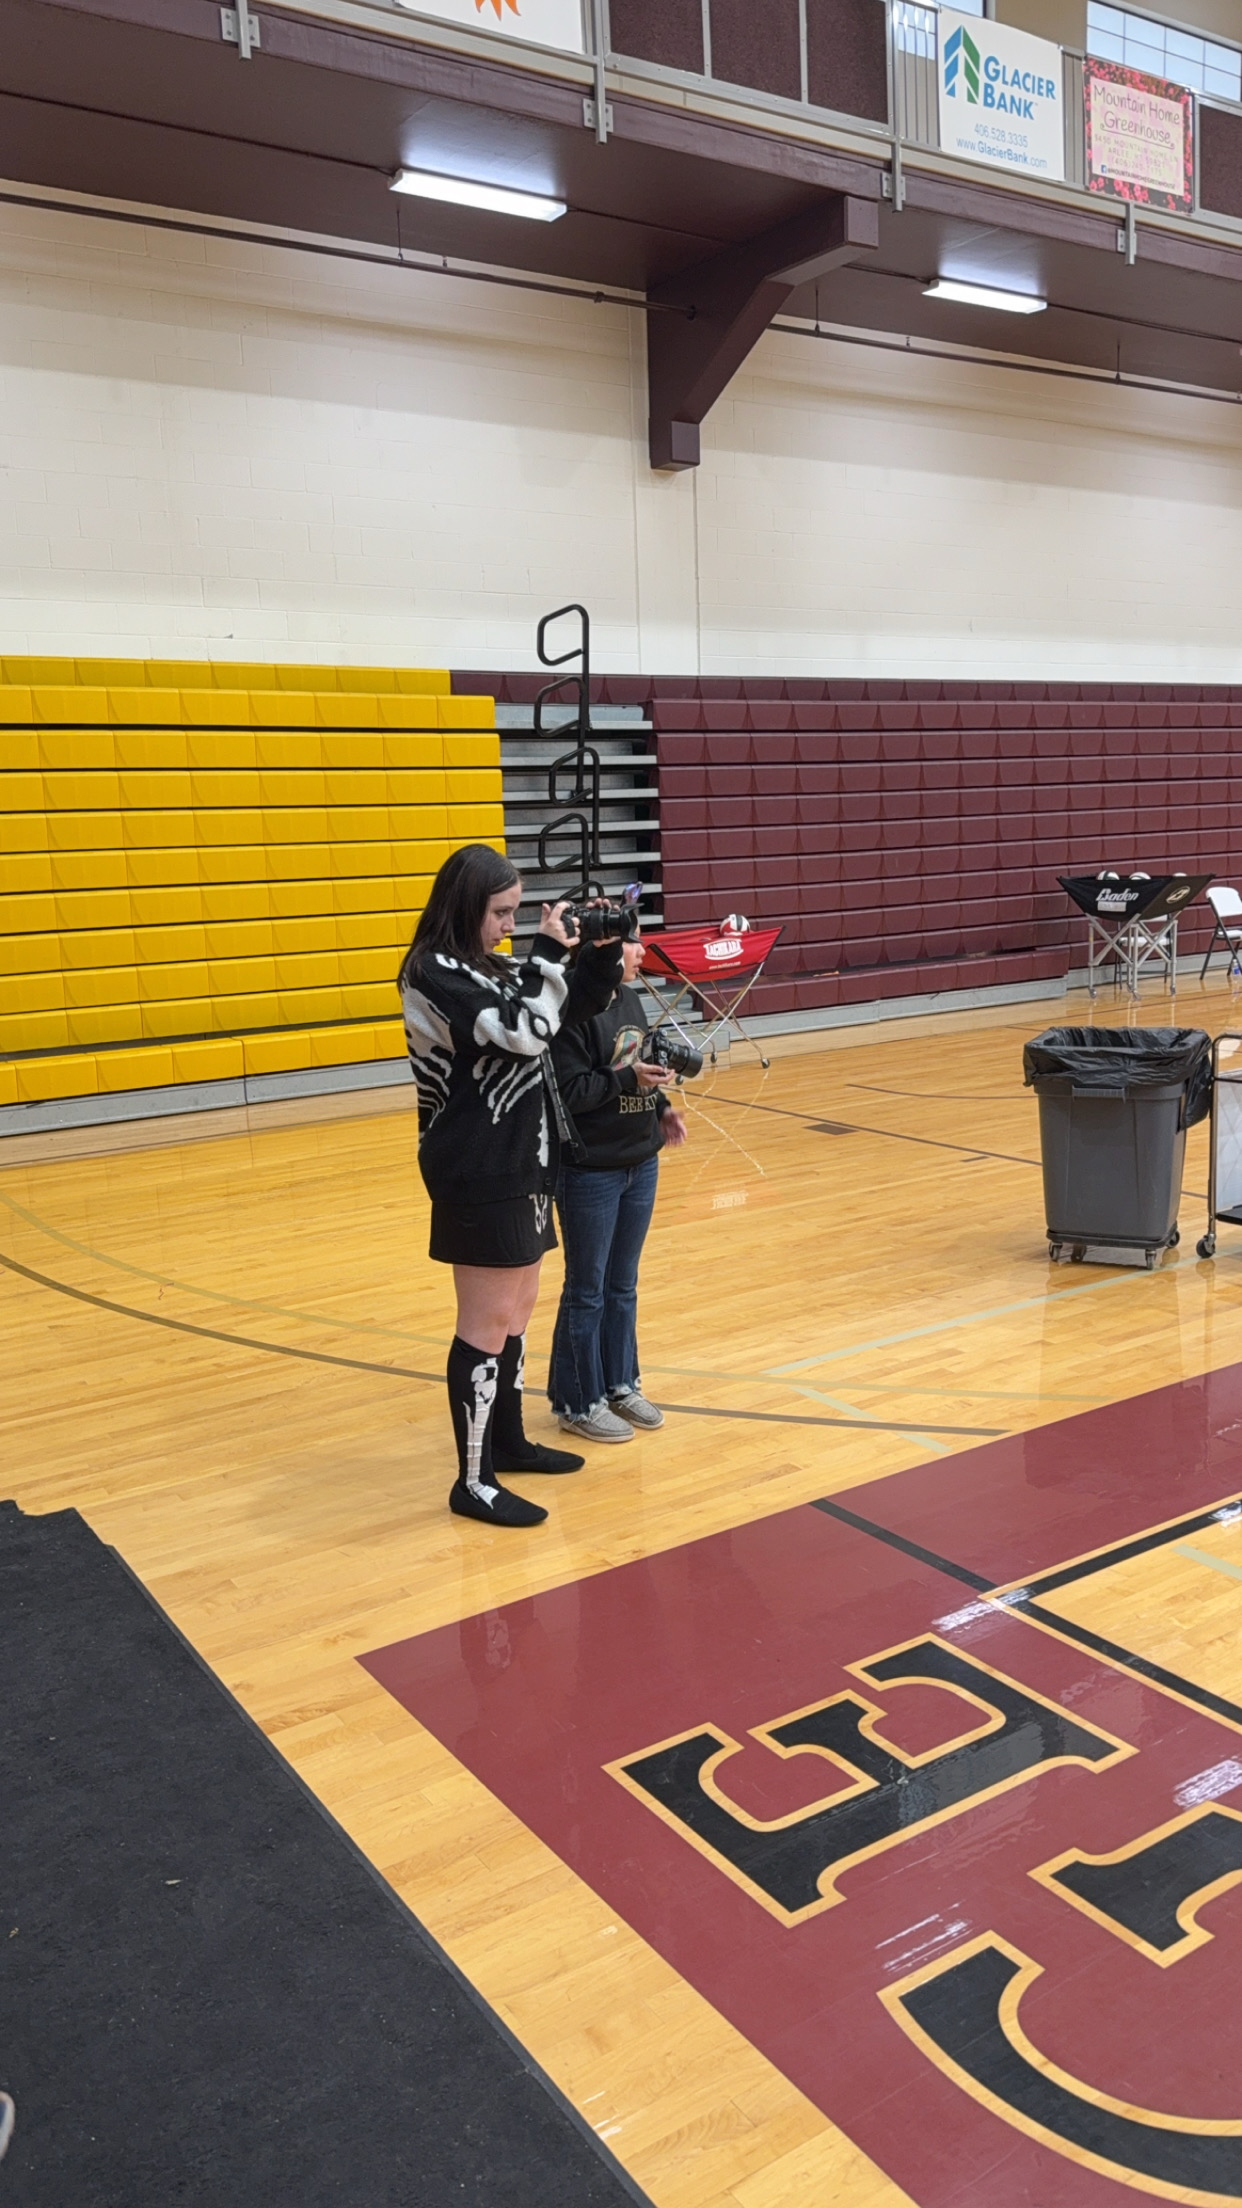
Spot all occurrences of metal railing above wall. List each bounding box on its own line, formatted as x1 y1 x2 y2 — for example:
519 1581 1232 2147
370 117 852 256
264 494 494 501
1062 47 1087 191
268 0 1242 240
886 6 1223 218
891 2 938 149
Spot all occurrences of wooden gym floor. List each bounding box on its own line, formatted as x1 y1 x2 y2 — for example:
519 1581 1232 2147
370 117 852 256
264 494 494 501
7 977 1242 2206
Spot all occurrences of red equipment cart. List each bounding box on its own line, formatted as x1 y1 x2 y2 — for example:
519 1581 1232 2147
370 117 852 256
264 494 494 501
642 924 784 1069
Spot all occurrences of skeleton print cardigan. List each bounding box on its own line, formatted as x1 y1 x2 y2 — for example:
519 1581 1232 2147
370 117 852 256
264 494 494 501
401 933 623 1206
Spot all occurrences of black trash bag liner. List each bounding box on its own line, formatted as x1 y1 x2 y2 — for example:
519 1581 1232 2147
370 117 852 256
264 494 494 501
1022 1026 1212 1125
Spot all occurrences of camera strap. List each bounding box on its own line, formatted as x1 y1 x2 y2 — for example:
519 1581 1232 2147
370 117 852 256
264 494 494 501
541 1052 587 1166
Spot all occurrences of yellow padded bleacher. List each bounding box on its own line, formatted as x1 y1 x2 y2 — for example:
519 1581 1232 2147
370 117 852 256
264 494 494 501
0 658 453 695
0 665 502 1113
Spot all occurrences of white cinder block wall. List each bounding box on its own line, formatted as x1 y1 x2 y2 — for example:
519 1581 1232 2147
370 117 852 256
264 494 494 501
2 195 1242 680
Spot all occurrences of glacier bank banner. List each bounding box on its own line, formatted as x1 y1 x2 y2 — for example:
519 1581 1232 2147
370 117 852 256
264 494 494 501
937 8 1065 182
393 0 586 54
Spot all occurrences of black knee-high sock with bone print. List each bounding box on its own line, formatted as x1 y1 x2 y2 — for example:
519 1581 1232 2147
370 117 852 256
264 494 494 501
490 1334 585 1476
446 1337 547 1527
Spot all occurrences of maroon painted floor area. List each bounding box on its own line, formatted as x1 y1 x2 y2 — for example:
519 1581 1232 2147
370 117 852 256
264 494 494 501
362 1369 1242 2205
833 1357 1242 1589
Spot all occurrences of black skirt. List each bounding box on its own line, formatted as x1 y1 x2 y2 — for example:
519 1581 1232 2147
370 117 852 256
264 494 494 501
429 1190 559 1269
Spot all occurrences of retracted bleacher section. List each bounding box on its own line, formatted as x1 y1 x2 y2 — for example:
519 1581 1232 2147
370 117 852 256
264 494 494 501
0 659 501 1128
654 686 1242 1018
460 670 1242 1025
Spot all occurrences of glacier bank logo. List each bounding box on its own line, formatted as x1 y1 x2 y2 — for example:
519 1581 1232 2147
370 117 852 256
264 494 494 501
937 8 1065 179
943 23 981 104
943 20 1057 119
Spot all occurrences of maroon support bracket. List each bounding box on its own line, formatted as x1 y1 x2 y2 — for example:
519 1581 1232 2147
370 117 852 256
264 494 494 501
646 192 880 470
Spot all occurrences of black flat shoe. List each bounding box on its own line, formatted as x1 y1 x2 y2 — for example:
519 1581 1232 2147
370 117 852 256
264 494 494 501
449 1479 548 1527
491 1441 586 1475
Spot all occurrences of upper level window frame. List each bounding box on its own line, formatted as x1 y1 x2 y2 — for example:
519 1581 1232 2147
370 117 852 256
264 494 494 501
1086 3 1242 102
892 0 984 61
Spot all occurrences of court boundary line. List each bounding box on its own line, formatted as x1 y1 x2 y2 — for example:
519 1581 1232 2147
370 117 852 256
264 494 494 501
812 1489 1242 1733
812 1497 994 1589
2 1153 1209 1414
0 1187 451 1350
1177 1542 1242 1586
660 1402 1003 1438
0 1192 1016 1413
0 1250 444 1382
766 1263 1185 1376
0 1250 1002 1436
704 1090 1041 1169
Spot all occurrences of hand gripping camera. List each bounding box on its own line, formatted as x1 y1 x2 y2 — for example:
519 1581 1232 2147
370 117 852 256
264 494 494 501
642 1027 704 1083
562 881 643 945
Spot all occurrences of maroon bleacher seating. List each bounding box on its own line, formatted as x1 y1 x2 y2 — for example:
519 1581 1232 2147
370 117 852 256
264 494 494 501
449 668 1242 1017
648 687 1242 1016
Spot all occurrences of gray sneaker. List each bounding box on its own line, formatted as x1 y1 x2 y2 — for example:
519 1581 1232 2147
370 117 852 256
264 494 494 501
609 1389 665 1430
558 1401 634 1444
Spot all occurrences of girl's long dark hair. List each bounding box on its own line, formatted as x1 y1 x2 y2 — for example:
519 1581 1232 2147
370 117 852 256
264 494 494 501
397 843 520 986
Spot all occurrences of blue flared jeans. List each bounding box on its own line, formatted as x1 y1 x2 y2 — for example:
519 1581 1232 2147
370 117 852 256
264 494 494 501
547 1156 659 1419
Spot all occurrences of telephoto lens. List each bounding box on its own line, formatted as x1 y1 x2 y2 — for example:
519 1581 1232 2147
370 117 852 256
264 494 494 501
563 900 642 944
643 1028 704 1082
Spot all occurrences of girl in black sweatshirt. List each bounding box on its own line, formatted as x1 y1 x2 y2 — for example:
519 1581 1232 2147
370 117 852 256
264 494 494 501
399 845 622 1527
547 930 688 1443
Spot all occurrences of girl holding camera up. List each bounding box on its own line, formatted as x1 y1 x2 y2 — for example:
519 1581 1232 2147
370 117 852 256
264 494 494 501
399 845 624 1529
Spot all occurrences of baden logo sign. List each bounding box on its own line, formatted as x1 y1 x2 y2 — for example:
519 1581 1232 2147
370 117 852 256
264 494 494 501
938 7 1065 182
393 0 585 55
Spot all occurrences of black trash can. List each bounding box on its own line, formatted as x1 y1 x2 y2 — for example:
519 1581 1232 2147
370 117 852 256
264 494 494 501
1022 1027 1212 1267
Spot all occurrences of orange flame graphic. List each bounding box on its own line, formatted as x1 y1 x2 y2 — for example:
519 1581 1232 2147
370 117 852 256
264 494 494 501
475 0 520 16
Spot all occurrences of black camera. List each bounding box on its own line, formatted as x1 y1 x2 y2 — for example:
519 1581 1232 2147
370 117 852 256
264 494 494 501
563 891 642 944
642 1027 703 1083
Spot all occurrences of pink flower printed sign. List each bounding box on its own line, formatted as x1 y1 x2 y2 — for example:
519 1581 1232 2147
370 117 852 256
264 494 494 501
1084 56 1194 212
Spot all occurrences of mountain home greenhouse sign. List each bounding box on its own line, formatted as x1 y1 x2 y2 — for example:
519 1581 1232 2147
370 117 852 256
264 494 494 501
938 7 1065 182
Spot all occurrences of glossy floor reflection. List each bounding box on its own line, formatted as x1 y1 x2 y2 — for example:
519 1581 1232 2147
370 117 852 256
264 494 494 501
363 1366 1242 2206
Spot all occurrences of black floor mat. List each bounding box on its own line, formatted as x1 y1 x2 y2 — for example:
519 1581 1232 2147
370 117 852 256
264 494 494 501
0 1502 649 2207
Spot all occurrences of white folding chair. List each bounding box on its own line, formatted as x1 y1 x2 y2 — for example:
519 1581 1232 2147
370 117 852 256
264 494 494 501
1201 885 1242 979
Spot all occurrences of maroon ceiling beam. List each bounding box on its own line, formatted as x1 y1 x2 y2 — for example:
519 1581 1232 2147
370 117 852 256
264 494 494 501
647 192 879 470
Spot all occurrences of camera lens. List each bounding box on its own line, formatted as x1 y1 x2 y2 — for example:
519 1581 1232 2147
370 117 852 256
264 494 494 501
646 1030 703 1082
570 902 641 944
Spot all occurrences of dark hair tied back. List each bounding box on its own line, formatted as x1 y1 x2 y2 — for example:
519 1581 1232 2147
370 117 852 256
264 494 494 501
398 843 520 985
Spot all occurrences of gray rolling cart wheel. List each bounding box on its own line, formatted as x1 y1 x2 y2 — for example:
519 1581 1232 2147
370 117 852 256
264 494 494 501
1048 1240 1063 1262
1198 1233 1217 1259
1070 1244 1086 1263
1169 1227 1179 1247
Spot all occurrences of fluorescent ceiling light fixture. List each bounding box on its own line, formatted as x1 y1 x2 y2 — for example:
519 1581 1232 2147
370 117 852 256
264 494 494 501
389 168 566 221
924 278 1046 314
